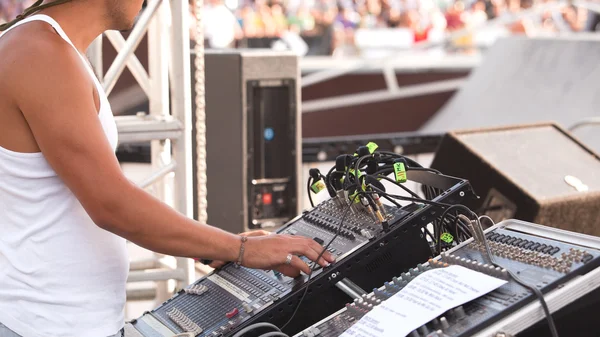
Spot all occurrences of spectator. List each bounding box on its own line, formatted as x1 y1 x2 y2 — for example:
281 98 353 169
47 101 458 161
203 0 243 48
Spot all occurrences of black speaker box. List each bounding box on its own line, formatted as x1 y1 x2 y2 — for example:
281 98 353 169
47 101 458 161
431 123 600 236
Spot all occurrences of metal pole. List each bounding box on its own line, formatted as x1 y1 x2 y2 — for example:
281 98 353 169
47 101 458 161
137 162 178 189
103 0 162 96
105 31 151 96
169 0 195 288
148 0 172 304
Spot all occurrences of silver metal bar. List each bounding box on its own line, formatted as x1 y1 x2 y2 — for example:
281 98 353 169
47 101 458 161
115 115 183 143
137 162 177 189
127 268 187 282
383 66 399 92
103 0 162 96
105 30 150 96
87 34 103 81
569 117 600 132
118 130 183 144
336 278 366 300
170 0 195 289
302 78 465 113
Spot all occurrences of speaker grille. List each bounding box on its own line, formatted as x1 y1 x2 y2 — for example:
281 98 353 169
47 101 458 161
365 251 393 273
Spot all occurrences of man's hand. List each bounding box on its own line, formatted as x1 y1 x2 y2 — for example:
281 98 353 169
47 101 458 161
243 234 335 278
208 230 336 278
207 230 272 269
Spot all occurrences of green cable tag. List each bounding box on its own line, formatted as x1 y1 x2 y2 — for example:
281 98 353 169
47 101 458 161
393 162 407 183
311 180 326 194
349 191 361 203
440 233 454 243
348 169 363 178
366 142 379 154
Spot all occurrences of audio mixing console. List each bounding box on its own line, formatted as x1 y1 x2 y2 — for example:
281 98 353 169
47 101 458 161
129 170 474 337
294 219 600 337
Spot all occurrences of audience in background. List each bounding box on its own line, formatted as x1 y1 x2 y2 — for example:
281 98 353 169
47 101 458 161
196 0 595 55
2 0 596 56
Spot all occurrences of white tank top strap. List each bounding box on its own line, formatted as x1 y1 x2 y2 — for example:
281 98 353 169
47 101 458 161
17 15 106 96
0 13 118 151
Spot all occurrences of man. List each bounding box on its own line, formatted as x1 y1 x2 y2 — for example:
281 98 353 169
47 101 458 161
0 1 334 336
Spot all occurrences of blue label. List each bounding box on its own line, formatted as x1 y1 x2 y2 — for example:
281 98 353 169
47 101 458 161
264 127 275 141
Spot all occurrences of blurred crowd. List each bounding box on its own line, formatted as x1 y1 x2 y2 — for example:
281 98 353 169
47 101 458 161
1 0 596 56
194 0 595 55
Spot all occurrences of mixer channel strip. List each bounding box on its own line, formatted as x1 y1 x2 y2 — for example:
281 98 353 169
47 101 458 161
154 281 245 336
167 308 203 336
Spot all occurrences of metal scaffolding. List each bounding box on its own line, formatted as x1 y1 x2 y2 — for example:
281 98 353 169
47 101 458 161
89 0 200 304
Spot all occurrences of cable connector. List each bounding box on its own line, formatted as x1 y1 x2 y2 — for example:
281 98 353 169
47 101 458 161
393 159 408 183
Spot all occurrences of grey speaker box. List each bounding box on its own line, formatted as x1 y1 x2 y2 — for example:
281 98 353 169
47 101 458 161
192 49 302 234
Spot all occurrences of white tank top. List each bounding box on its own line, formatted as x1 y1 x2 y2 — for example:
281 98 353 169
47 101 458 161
0 15 128 337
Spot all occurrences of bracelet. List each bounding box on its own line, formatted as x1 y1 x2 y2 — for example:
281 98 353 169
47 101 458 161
234 236 248 268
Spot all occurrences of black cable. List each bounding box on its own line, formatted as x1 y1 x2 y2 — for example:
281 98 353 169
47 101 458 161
367 187 449 208
374 175 423 199
380 194 403 208
280 196 356 331
307 176 314 208
434 204 479 256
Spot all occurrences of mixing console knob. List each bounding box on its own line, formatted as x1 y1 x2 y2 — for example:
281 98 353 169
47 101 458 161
410 330 420 337
454 306 466 319
419 325 430 335
242 303 253 313
440 317 450 329
384 282 399 292
345 304 358 317
392 277 401 285
417 264 427 272
373 289 388 299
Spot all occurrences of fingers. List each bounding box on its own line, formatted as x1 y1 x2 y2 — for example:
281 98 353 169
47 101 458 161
287 255 312 275
290 237 336 267
275 264 301 278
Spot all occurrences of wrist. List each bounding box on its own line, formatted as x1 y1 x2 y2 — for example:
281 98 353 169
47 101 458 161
234 235 248 268
223 232 241 262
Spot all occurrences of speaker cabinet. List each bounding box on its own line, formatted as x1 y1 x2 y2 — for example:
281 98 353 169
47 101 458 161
431 123 600 236
191 50 301 233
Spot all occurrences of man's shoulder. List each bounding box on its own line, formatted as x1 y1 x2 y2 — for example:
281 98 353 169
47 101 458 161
0 23 82 81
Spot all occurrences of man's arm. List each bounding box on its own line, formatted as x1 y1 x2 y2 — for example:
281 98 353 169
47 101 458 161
9 33 332 275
